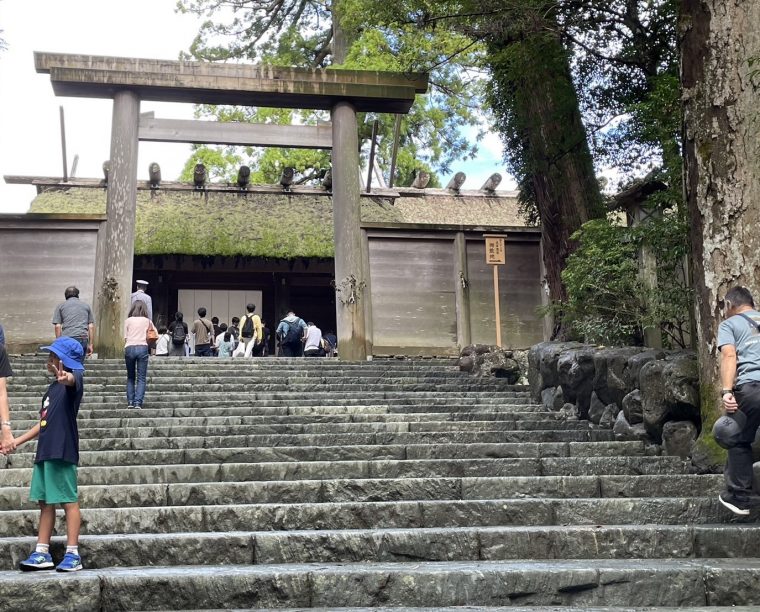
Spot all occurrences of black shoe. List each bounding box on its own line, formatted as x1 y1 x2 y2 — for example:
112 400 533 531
719 493 752 516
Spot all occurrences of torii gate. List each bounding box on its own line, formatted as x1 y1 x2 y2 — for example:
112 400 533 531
34 52 428 359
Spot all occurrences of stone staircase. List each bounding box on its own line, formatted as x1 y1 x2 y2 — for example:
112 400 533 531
0 356 757 611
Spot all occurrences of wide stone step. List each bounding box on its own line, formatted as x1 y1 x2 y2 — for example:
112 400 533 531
0 456 686 487
9 396 537 410
9 411 559 431
12 377 517 397
50 420 594 441
67 429 615 451
12 402 543 419
0 474 722 511
0 497 729 537
8 373 503 384
1 524 754 571
0 440 653 469
1 558 757 609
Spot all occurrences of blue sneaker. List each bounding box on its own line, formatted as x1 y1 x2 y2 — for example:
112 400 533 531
19 551 54 571
56 552 83 572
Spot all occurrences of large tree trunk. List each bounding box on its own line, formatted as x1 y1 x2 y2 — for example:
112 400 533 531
488 26 604 338
681 0 760 445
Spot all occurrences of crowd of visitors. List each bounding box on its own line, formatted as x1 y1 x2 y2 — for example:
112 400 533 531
157 304 337 359
0 283 337 414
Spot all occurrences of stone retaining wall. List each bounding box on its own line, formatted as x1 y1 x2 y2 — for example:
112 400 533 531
527 342 700 459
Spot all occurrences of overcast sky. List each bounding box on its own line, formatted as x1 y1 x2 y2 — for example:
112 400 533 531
0 0 512 213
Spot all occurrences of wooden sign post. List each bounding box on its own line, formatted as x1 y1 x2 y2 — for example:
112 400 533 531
485 235 506 347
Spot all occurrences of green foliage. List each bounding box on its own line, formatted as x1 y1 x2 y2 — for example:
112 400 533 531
175 0 485 187
556 211 692 348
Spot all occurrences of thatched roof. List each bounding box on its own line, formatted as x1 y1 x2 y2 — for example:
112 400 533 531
28 187 524 259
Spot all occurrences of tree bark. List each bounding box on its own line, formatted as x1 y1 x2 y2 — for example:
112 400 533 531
488 27 604 339
681 0 760 435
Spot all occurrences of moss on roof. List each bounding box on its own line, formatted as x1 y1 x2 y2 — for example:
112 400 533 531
29 187 523 259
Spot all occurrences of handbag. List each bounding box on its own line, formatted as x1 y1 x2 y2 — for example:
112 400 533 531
146 322 159 346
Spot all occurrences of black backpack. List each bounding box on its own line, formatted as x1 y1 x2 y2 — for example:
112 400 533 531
281 319 302 345
171 323 186 346
241 315 255 339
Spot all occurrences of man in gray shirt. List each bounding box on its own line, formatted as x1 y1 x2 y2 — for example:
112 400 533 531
717 285 760 515
130 280 153 321
52 286 95 362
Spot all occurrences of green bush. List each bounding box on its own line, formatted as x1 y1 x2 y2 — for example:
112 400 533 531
554 212 692 348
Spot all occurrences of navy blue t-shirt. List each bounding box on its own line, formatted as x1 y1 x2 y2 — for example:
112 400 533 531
35 370 83 465
0 345 13 377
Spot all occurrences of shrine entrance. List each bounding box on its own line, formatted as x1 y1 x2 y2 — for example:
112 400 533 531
34 51 427 358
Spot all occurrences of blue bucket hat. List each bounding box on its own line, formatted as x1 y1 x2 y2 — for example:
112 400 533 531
40 337 85 371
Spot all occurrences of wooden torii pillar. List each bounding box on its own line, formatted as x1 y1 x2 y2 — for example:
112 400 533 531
99 91 141 358
331 2 367 361
34 52 427 359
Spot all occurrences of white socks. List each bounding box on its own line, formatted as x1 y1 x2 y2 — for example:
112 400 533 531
35 543 50 554
66 545 79 556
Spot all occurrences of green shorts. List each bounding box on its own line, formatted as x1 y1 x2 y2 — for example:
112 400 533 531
29 460 78 504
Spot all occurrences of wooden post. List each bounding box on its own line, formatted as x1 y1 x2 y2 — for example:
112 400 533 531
361 228 374 357
493 264 502 347
331 0 367 361
485 234 506 347
454 232 471 349
331 101 367 361
59 106 68 182
96 90 140 358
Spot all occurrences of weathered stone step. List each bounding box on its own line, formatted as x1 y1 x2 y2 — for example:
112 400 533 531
12 402 543 419
1 524 754 571
10 412 559 432
0 474 722 511
68 429 615 452
0 497 728 538
11 367 492 380
1 558 757 609
11 387 535 411
0 440 653 469
11 382 523 395
53 420 594 441
0 456 686 487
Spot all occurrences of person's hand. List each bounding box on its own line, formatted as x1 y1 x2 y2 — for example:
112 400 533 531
56 361 71 385
0 427 15 455
723 392 738 412
87 343 93 357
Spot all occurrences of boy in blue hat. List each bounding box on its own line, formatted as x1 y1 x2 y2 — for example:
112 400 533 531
12 336 85 572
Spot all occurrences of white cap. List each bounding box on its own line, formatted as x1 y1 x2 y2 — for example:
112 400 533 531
136 280 149 286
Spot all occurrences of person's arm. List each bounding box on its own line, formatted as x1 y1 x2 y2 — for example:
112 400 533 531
52 305 63 338
254 316 263 342
720 344 739 412
87 322 95 356
0 377 13 454
13 422 41 449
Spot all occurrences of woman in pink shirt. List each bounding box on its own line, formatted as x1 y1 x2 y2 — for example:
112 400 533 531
124 301 155 409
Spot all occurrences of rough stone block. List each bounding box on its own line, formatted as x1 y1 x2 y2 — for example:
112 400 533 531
662 420 698 460
599 404 620 429
588 391 607 425
557 347 597 419
641 353 700 442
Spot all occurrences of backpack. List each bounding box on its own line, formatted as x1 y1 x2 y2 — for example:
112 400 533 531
281 319 303 345
241 315 255 339
171 322 186 346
